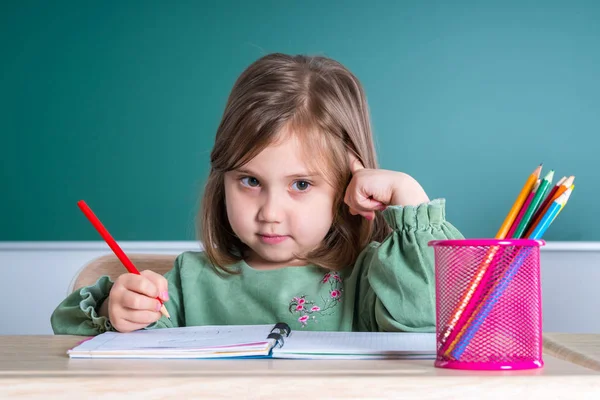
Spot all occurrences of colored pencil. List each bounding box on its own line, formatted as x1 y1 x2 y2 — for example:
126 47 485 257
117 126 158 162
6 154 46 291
513 169 554 238
77 200 171 320
437 165 541 352
507 179 540 238
534 176 566 222
449 188 573 358
531 188 572 236
524 175 574 238
495 164 543 239
531 185 575 225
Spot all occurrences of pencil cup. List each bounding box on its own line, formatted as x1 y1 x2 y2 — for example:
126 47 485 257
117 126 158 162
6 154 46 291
428 239 545 370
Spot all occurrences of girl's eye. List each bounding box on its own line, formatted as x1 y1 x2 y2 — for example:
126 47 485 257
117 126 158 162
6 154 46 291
291 180 311 191
240 177 260 187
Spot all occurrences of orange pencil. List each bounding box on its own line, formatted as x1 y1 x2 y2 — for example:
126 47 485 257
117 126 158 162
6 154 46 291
525 175 574 238
507 179 540 238
495 164 542 239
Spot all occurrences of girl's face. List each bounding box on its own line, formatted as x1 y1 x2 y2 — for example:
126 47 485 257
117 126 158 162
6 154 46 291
224 132 336 270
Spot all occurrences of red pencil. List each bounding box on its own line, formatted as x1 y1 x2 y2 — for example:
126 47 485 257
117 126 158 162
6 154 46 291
77 200 171 319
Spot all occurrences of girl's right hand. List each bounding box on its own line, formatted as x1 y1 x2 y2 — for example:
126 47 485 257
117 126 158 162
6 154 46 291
102 270 169 333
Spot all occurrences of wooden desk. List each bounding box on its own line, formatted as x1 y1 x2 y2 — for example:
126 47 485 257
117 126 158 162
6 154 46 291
1 335 599 398
544 333 600 371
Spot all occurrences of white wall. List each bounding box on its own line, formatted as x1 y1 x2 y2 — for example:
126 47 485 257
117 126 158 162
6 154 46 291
0 242 598 335
0 242 201 335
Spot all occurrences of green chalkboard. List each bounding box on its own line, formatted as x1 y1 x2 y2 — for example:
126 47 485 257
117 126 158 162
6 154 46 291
2 1 597 241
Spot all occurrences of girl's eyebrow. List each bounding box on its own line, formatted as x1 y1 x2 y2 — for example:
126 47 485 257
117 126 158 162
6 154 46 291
285 173 318 179
234 168 259 177
234 168 316 179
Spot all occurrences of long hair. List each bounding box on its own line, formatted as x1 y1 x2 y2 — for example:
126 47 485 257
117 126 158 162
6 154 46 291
200 53 390 272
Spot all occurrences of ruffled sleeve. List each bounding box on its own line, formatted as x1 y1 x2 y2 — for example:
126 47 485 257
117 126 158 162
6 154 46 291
50 276 115 335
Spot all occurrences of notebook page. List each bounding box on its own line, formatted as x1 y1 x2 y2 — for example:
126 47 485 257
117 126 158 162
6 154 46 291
273 331 436 358
70 324 276 353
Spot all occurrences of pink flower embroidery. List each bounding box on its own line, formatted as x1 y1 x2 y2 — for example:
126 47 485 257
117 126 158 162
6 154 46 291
289 272 343 327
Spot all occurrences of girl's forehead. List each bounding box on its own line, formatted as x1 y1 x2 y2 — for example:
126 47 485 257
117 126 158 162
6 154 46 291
244 134 317 173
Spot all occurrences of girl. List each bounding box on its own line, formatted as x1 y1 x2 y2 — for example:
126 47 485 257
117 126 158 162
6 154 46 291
51 53 463 335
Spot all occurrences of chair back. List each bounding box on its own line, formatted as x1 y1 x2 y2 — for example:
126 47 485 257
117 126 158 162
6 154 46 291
69 253 177 293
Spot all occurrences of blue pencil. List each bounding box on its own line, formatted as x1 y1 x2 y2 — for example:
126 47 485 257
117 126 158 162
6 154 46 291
450 188 573 359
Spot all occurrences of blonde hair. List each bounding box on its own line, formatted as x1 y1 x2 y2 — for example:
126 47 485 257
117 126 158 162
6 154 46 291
200 53 390 272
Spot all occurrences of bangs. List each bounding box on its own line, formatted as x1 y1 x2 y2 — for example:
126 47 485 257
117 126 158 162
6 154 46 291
284 117 349 192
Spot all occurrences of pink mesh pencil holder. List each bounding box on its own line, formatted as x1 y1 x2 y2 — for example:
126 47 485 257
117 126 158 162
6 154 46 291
428 239 545 370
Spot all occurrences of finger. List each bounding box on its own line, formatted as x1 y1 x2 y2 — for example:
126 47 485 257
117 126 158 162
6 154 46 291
123 309 162 326
121 274 160 299
109 305 159 333
348 205 374 220
112 316 157 333
348 152 365 174
348 198 387 220
347 195 387 213
344 188 359 216
346 189 383 217
121 290 163 312
111 319 147 333
141 270 169 301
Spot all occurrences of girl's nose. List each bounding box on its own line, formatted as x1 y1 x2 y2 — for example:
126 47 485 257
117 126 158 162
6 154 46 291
257 192 284 223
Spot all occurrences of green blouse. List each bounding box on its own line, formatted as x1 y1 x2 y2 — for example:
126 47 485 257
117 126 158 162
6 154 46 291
51 199 463 335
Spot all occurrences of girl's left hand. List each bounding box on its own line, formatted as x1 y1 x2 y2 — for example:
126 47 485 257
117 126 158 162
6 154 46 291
344 155 430 220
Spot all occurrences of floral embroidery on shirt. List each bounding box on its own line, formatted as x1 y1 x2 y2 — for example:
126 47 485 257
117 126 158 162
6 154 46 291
289 272 343 327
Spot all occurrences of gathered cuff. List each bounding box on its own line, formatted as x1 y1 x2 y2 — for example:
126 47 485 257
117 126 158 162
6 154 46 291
382 199 446 231
78 275 115 333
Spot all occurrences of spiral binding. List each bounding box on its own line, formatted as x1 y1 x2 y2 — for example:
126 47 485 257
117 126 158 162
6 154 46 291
267 322 291 348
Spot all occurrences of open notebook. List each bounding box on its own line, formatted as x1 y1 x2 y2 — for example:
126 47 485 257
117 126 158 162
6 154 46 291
68 323 436 360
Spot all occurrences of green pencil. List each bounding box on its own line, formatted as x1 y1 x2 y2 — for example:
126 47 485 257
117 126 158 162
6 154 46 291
513 169 555 238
